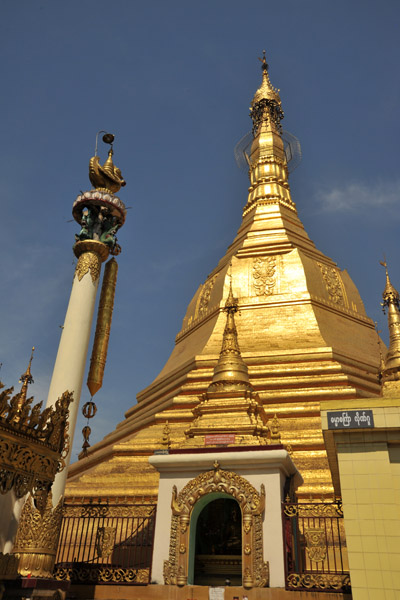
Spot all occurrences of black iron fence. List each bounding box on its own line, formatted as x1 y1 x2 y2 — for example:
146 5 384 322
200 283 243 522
282 500 350 593
53 498 157 585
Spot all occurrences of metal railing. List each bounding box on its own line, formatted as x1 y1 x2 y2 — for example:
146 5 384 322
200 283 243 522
282 500 351 593
54 498 157 585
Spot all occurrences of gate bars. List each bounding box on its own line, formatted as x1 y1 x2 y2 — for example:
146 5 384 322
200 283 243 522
282 500 351 593
54 498 157 585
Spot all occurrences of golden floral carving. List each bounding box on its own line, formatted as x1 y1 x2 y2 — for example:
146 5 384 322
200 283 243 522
53 565 149 584
196 274 218 318
253 513 269 587
304 528 327 562
179 544 186 554
12 493 64 578
283 501 343 518
171 462 265 517
75 251 101 283
317 263 344 305
287 573 351 591
252 256 276 296
164 463 268 588
63 501 156 519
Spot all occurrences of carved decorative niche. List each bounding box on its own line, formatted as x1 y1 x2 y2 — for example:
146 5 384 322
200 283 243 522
163 461 269 589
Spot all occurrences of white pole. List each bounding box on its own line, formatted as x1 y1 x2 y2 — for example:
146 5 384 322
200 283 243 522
46 240 109 503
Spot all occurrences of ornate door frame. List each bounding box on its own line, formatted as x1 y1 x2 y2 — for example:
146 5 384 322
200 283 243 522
163 461 269 589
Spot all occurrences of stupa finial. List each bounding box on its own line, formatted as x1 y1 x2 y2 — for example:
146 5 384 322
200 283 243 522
380 258 399 308
208 268 251 390
250 51 283 136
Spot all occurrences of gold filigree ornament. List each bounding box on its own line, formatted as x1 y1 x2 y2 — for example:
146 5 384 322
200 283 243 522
317 263 345 306
96 526 116 558
287 573 351 591
252 256 276 296
283 501 343 519
54 565 149 584
12 493 64 578
164 462 268 589
75 251 101 284
304 527 327 562
74 239 109 284
196 274 218 318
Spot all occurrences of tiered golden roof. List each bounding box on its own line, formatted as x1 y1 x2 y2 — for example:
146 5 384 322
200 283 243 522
66 58 382 501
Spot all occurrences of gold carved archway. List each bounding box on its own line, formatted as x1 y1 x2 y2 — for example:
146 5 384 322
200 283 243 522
163 461 269 589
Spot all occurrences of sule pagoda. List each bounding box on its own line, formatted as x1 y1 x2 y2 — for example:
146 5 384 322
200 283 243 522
3 54 399 600
66 54 381 500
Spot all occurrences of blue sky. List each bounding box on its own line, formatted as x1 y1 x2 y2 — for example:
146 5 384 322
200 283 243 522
1 0 400 460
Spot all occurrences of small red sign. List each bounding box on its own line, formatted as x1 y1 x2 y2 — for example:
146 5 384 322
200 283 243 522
205 433 235 446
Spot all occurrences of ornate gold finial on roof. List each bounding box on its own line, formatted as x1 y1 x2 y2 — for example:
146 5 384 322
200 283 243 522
250 51 284 136
208 270 251 390
89 132 126 194
380 259 400 382
381 259 399 306
18 347 34 410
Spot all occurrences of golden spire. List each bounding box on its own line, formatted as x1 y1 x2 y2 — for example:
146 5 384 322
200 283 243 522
208 276 251 391
18 347 35 409
380 260 400 381
245 52 294 215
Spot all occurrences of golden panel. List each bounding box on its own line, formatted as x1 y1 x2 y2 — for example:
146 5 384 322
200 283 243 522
304 528 327 562
317 263 347 306
96 526 116 558
87 258 118 396
252 256 276 296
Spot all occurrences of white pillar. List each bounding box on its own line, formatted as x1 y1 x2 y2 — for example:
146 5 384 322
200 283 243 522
47 240 108 503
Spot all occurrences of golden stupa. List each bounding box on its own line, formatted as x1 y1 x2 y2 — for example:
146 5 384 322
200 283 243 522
66 56 382 502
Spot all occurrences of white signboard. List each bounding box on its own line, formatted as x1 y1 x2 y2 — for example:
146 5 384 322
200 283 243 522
209 587 225 600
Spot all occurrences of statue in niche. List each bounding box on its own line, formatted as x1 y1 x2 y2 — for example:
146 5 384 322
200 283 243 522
75 206 121 253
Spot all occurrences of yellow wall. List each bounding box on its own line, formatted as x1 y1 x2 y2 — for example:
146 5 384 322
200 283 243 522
321 401 400 600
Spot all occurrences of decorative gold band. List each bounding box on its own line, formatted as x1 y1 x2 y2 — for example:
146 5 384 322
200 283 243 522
74 240 110 284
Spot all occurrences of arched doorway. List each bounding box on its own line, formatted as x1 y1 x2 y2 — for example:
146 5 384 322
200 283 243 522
164 462 268 589
193 496 242 585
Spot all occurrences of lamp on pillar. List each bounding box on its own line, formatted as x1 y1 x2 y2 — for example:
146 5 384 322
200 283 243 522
8 134 128 581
